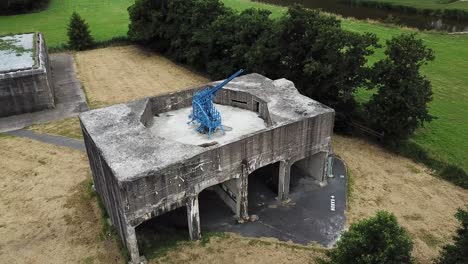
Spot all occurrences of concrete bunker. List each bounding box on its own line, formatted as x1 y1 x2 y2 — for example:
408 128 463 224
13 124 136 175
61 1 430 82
0 33 55 117
80 73 335 263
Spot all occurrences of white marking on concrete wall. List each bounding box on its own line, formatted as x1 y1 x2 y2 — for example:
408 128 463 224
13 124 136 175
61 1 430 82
330 195 336 212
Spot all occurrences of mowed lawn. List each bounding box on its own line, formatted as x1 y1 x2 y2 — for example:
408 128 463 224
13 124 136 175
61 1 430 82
1 0 467 172
0 0 133 47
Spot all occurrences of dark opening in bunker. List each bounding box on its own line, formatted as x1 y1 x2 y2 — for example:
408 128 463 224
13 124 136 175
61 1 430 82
248 162 280 213
231 99 247 104
199 186 237 228
254 100 260 113
135 207 188 257
134 183 236 256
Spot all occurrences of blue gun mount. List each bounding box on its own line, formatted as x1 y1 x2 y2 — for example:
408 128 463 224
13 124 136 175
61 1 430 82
189 69 244 139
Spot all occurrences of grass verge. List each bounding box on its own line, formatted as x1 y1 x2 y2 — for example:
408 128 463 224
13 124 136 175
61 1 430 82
29 117 83 139
84 178 130 261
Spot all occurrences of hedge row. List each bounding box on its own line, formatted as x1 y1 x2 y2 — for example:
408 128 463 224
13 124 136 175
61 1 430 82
0 0 49 15
128 0 379 123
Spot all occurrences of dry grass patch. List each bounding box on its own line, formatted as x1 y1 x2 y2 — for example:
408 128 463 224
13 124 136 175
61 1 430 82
0 136 123 263
333 135 468 263
29 117 83 139
75 45 209 108
151 234 326 264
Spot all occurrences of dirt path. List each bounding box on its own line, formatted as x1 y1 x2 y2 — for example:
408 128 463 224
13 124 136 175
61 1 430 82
333 135 468 263
0 136 123 264
74 45 209 108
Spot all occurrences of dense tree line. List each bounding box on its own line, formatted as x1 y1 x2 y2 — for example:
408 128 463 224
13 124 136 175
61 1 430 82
0 0 49 15
128 0 434 143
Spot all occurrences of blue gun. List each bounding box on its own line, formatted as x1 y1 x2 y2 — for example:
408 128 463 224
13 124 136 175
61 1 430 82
189 69 244 139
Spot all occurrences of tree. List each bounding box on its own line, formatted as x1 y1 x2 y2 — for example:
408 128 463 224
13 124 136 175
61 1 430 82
67 12 94 51
324 211 414 264
274 5 379 125
188 8 275 78
126 1 379 124
365 34 434 142
434 207 468 264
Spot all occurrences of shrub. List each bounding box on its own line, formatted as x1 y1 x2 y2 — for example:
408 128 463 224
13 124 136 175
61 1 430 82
67 12 94 51
324 211 413 264
434 207 468 264
0 0 49 15
365 34 434 143
273 5 378 121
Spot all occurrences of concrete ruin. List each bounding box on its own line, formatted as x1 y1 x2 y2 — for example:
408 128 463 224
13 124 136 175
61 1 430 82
0 33 54 117
79 73 335 263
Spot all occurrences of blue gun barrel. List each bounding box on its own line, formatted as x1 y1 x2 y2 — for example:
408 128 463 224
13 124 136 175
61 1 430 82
209 69 244 95
189 69 244 139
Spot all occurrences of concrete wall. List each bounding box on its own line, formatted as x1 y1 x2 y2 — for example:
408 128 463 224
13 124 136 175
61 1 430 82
293 152 329 183
147 87 272 126
0 33 55 117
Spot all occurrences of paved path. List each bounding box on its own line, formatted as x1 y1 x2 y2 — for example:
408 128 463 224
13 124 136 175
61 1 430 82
0 53 88 132
7 129 85 151
205 157 347 247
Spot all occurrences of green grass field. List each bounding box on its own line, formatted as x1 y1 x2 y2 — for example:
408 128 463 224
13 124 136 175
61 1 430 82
1 0 467 173
0 0 133 47
356 0 468 12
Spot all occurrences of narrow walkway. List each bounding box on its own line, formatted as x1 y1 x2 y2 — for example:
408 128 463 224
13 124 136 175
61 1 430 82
6 129 85 151
0 53 88 132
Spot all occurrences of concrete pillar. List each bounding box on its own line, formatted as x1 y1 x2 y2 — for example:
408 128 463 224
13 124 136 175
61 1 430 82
125 225 142 264
186 196 201 240
278 160 291 201
236 167 249 221
327 155 334 178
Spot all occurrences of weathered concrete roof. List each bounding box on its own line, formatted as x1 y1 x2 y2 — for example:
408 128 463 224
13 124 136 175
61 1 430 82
79 73 334 181
0 33 36 72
